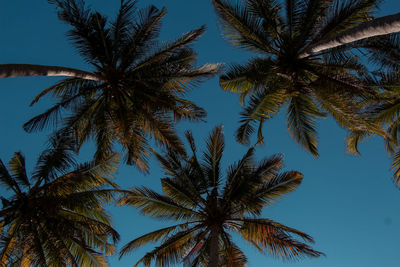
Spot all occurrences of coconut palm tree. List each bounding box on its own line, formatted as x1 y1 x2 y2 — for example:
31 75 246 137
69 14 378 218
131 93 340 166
211 0 400 156
118 126 323 266
5 0 220 172
0 133 120 266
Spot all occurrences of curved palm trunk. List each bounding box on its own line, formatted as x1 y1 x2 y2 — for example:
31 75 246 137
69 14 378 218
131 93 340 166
300 12 400 58
0 64 102 81
209 228 219 267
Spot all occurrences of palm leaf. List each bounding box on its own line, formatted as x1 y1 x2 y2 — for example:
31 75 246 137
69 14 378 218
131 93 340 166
212 0 275 53
238 218 324 260
287 95 325 156
202 126 225 188
118 188 202 220
236 87 287 144
120 223 191 257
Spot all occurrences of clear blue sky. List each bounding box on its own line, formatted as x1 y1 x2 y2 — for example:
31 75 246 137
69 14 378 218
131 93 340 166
1 1 400 266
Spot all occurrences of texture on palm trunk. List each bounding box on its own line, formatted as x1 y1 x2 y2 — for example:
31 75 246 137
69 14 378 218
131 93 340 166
0 64 101 81
0 133 120 267
12 0 220 172
212 0 396 156
118 126 323 266
301 12 400 57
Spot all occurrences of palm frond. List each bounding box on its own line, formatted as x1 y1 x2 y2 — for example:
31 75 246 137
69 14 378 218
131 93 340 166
223 147 256 203
134 226 202 267
220 232 248 267
238 218 324 260
0 160 21 194
131 26 206 72
32 131 77 181
8 152 30 189
118 187 201 220
246 0 283 39
287 95 325 157
30 78 98 106
202 126 225 188
345 130 372 155
392 150 400 186
161 178 204 209
236 87 287 144
212 0 275 54
120 223 191 257
23 93 83 133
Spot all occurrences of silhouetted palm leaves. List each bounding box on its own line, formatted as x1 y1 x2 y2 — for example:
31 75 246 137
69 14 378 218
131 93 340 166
0 134 120 266
23 0 220 172
118 126 323 266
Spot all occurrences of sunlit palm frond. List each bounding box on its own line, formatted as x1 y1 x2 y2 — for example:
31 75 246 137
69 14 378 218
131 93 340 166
219 58 274 97
237 87 287 144
238 218 324 260
220 233 248 267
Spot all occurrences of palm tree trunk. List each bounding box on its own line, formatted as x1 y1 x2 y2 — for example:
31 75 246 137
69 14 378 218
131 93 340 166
209 227 219 267
300 12 400 58
0 64 102 81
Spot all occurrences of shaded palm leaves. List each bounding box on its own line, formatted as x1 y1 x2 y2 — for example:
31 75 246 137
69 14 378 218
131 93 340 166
25 0 220 172
0 134 120 266
348 71 400 186
118 126 323 266
212 0 395 156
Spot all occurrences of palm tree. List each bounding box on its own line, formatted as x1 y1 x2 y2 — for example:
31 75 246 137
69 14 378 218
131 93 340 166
4 0 220 172
0 133 120 266
118 126 323 266
211 0 400 156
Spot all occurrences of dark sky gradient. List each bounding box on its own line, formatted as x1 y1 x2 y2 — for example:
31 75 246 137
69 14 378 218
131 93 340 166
1 1 400 266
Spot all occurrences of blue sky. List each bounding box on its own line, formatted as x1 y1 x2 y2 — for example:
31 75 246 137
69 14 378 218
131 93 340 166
1 0 400 266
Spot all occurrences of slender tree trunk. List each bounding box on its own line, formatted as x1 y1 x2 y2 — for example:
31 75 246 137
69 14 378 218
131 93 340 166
300 12 400 58
209 227 219 267
0 64 102 81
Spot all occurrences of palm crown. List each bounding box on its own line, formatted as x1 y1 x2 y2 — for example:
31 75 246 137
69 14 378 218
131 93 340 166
212 0 395 156
118 126 323 266
24 0 220 172
0 134 120 267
